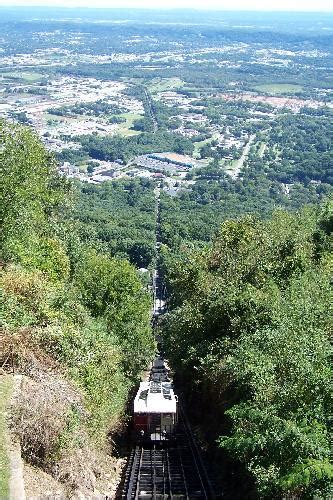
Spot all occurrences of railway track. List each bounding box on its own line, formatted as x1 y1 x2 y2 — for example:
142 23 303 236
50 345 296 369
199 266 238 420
117 183 215 499
119 407 215 499
143 88 158 133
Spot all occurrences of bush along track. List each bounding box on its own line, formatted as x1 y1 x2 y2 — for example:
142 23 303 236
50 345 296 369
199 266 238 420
161 204 333 498
0 119 155 496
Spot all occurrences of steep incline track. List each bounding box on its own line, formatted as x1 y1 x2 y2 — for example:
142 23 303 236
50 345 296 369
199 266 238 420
118 182 216 499
120 407 215 499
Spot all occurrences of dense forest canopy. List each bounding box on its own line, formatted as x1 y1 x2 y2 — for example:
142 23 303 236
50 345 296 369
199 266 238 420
161 204 333 498
72 180 157 268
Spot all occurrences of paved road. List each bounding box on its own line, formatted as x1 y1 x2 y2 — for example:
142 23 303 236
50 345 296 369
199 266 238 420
228 134 255 179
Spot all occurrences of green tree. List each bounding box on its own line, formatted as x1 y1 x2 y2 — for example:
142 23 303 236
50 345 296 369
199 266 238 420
162 203 332 498
0 120 71 279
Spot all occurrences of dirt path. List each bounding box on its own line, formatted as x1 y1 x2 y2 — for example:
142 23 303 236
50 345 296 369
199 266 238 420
0 374 26 500
9 376 26 500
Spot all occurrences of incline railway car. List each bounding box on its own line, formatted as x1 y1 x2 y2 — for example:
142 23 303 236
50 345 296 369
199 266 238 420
150 355 170 383
133 381 178 441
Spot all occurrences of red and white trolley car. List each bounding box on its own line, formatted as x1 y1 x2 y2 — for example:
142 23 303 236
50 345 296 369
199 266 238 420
133 380 178 441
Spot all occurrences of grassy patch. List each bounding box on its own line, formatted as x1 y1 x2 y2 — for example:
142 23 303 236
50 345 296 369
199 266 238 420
44 112 87 123
43 112 63 122
118 113 142 137
181 86 220 95
253 83 303 95
0 375 13 498
228 159 239 168
224 158 239 173
2 71 45 83
148 77 184 94
258 142 266 157
193 133 219 158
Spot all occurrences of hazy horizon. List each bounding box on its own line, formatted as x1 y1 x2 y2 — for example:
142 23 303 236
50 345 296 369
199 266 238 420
0 1 332 13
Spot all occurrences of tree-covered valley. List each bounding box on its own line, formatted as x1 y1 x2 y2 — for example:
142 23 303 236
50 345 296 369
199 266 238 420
1 116 332 499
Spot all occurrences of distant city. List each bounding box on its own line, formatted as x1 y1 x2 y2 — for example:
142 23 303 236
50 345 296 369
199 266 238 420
1 7 332 196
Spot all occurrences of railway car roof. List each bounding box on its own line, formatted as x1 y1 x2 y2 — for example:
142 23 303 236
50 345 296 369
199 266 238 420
134 381 177 414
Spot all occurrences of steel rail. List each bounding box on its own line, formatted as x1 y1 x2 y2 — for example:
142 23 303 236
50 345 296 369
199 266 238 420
153 444 157 498
174 439 189 498
123 439 215 498
179 405 216 499
134 446 144 499
165 447 173 498
126 446 141 499
121 179 216 499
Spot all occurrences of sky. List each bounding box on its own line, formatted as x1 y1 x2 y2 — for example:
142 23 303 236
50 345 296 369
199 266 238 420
0 0 332 12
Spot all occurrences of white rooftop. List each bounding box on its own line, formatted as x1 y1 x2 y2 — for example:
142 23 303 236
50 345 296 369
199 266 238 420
134 381 177 414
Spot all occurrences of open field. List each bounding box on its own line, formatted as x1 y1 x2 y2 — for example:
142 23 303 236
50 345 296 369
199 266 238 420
147 77 184 93
0 375 13 499
1 71 45 82
193 133 219 158
253 83 303 95
44 112 67 122
258 142 267 157
224 158 238 170
44 112 87 123
181 86 222 95
118 112 142 136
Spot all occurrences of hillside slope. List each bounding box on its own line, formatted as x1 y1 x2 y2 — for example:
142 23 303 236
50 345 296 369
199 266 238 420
162 203 333 498
0 119 155 496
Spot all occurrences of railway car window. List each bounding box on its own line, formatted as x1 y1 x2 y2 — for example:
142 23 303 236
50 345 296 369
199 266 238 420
150 382 161 393
134 414 148 424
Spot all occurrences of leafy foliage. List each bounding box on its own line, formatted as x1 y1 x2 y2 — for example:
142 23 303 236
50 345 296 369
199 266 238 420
0 119 71 272
162 204 332 497
76 130 194 163
1 120 154 445
72 179 157 268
